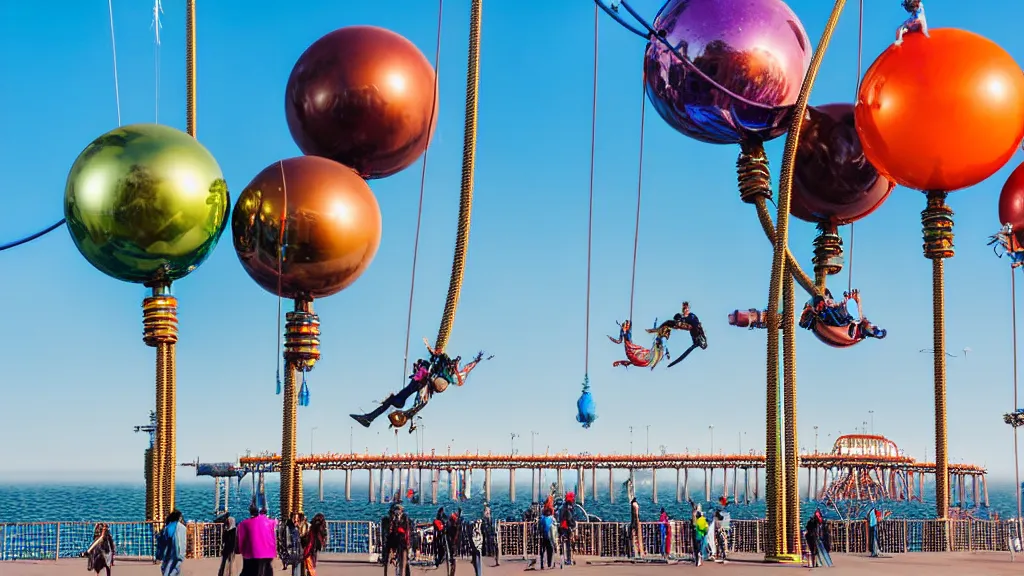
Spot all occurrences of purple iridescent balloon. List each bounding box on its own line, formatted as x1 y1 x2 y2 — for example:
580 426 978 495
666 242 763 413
644 0 811 145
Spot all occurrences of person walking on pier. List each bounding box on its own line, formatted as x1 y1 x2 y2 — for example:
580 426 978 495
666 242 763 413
537 505 557 569
867 507 882 557
558 492 578 566
468 519 486 576
445 510 463 576
85 522 115 576
433 508 449 569
629 498 645 559
216 513 237 576
302 514 328 576
156 511 187 576
237 499 277 576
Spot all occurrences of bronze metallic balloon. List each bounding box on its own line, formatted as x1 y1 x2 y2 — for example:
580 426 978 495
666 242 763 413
791 103 894 226
232 156 382 299
284 26 438 180
64 123 229 284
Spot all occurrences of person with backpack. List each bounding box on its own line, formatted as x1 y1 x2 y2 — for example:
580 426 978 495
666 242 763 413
382 504 411 576
536 506 557 569
156 510 187 576
558 493 578 566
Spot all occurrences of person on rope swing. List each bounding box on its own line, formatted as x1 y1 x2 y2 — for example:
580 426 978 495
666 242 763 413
350 345 491 429
799 289 887 341
647 301 707 368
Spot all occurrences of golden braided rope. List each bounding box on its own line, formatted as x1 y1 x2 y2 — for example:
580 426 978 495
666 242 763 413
163 342 177 514
782 271 800 553
153 355 166 521
280 365 297 518
434 0 482 354
753 196 821 297
185 0 196 138
764 0 847 560
932 256 949 523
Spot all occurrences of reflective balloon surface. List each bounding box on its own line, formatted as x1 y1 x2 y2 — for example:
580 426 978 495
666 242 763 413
644 0 810 144
232 156 382 300
998 162 1024 243
856 28 1024 192
64 123 229 284
791 103 894 226
285 26 437 180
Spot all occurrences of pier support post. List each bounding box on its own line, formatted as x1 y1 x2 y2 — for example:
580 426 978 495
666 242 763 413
509 468 516 503
723 468 729 498
450 470 458 501
532 469 538 503
684 468 690 501
754 468 760 501
418 469 424 501
744 468 750 504
380 469 386 502
466 469 472 499
652 468 658 504
432 470 439 504
704 468 711 501
214 478 221 513
577 467 585 504
318 470 324 502
676 468 681 503
557 469 564 496
485 469 491 502
345 470 351 502
369 469 375 503
629 469 636 500
591 467 598 502
609 468 614 504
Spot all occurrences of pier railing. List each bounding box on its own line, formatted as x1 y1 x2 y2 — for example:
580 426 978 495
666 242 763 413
1 518 1019 561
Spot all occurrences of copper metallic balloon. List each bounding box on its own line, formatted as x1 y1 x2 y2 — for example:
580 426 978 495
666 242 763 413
791 103 894 226
285 26 438 180
232 156 382 300
64 123 229 284
999 162 1024 244
644 0 811 145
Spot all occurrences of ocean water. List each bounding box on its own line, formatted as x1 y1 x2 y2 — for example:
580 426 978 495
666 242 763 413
1 477 1020 525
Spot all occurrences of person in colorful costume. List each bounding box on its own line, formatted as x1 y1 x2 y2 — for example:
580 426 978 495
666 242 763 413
350 341 490 429
894 0 928 46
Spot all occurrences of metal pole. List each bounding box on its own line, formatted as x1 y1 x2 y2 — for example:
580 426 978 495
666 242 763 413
814 426 818 454
629 426 634 455
646 425 650 454
709 425 714 455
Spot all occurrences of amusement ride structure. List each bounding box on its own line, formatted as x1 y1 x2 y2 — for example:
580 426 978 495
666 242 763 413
6 0 1024 565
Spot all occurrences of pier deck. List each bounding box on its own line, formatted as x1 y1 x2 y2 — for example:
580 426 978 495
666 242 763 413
5 552 1020 575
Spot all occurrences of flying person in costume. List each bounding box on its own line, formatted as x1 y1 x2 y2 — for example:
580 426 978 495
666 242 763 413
799 289 887 341
651 301 707 368
608 319 667 369
894 0 928 46
350 339 491 430
989 224 1024 268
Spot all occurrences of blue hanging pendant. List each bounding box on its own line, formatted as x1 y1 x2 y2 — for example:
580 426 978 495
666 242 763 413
576 374 597 428
299 373 310 407
275 370 282 395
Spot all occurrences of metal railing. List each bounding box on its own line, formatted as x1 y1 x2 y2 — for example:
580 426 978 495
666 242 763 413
1 518 1018 561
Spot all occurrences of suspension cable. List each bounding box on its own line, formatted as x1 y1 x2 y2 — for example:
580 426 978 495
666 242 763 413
275 161 289 395
2 0 126 253
627 68 646 325
402 0 444 383
584 4 599 375
848 0 864 293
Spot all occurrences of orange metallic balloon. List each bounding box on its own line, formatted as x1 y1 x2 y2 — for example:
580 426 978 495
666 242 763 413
855 28 1024 192
232 156 382 300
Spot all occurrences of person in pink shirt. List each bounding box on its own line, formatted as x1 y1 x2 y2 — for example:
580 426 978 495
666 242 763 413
237 499 278 576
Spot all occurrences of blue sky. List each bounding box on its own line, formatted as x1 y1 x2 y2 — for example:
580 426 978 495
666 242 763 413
1 0 1022 482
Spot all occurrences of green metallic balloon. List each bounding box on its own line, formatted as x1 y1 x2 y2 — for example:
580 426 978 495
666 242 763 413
64 123 230 284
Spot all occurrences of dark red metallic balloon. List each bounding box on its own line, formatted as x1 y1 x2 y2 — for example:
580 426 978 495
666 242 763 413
285 26 438 180
998 162 1024 244
791 103 894 226
232 156 382 300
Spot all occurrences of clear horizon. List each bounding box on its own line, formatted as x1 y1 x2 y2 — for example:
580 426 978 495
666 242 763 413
2 0 1023 486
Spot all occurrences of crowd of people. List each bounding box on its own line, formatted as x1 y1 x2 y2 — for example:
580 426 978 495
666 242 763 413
81 494 899 573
